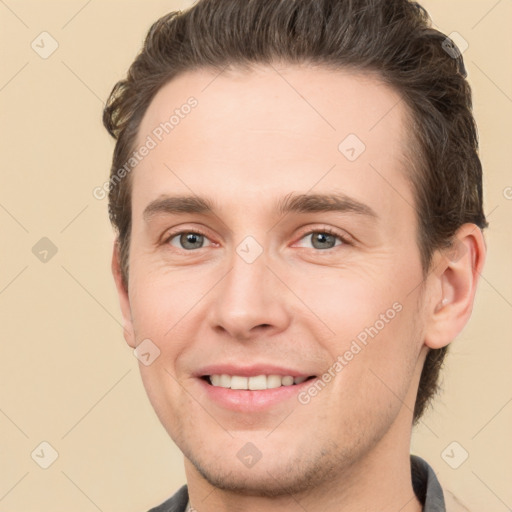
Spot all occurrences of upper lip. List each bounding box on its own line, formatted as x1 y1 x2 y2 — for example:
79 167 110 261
194 364 316 378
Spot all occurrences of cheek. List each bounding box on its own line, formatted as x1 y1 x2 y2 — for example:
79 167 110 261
128 259 205 340
289 268 407 348
331 297 423 415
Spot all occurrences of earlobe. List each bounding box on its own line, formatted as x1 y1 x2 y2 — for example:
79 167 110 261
424 223 486 350
111 239 136 349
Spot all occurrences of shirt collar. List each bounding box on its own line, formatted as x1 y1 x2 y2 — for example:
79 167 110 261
411 454 446 511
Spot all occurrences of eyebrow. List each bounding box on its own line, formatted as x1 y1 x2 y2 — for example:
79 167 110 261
143 192 378 222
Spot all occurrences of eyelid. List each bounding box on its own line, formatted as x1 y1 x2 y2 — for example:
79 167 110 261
293 225 355 247
161 225 213 247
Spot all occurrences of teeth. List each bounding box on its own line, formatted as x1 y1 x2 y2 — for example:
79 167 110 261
207 374 310 390
219 374 231 387
248 374 267 390
267 375 282 389
230 376 248 390
281 376 294 386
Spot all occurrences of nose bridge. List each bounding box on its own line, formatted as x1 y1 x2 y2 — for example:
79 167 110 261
207 238 289 338
230 241 268 301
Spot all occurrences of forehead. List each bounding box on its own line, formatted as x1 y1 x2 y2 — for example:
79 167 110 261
132 64 415 222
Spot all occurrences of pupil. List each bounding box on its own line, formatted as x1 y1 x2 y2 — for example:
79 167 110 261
181 233 202 249
314 233 333 249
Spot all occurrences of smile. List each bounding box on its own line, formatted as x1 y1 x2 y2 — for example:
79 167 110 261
205 374 314 390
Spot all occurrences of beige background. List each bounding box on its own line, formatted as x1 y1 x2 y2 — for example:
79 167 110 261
0 1 510 510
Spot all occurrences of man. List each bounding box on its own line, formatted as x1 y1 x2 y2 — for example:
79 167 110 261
102 0 487 510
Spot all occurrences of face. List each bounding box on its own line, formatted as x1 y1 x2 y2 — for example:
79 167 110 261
116 64 435 495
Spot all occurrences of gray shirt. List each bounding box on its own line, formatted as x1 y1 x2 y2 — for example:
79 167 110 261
147 455 445 512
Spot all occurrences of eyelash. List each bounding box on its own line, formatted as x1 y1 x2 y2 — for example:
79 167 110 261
162 226 352 252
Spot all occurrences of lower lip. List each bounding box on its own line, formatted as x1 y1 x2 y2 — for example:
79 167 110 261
197 377 315 412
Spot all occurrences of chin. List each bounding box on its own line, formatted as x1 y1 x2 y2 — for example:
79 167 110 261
182 436 353 498
190 457 322 497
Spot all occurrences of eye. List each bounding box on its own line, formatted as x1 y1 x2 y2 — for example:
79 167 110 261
165 230 213 250
295 228 350 250
162 227 351 252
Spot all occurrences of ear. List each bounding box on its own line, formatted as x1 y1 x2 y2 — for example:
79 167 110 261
111 239 136 349
424 223 487 349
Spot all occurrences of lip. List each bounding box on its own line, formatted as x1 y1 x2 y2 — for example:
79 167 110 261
196 375 316 412
194 363 313 379
193 364 317 413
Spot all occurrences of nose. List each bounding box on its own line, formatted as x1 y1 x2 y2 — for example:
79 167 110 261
206 246 291 341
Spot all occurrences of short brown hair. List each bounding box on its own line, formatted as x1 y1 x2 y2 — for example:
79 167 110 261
103 0 488 423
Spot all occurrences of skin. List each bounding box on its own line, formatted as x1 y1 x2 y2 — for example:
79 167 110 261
112 63 486 512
